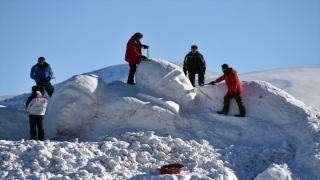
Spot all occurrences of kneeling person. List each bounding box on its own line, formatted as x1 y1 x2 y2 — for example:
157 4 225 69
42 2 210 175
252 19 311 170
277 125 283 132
26 86 48 141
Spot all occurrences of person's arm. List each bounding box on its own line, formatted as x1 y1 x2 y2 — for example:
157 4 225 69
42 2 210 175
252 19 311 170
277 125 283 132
45 66 54 82
199 54 206 73
183 55 188 75
141 44 149 49
30 66 40 82
214 74 226 83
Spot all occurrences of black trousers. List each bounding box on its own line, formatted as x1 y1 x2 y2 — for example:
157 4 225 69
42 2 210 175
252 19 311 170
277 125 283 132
37 83 54 97
127 63 137 84
29 115 44 141
188 68 205 87
223 92 246 115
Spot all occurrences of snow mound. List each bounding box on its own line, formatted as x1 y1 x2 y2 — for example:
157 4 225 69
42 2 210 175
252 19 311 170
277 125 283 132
254 164 292 180
239 67 320 110
44 74 180 140
1 60 320 179
0 132 236 179
136 59 196 105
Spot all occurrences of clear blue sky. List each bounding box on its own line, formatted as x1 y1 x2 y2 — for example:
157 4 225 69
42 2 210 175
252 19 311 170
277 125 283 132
0 0 319 96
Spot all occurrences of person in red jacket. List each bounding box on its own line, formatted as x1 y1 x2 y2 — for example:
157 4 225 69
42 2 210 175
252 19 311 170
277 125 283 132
125 32 149 85
210 64 246 117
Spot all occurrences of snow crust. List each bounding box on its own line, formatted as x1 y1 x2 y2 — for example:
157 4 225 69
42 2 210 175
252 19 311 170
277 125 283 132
0 59 319 179
255 163 292 180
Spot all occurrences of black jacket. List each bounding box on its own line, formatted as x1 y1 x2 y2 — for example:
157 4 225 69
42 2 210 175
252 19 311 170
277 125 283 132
183 51 206 74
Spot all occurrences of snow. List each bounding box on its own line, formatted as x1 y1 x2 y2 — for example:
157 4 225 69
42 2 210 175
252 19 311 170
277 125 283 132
255 164 292 180
0 59 319 179
239 68 320 110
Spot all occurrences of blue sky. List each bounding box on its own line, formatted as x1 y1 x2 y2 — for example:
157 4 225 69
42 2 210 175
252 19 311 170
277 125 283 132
0 0 319 96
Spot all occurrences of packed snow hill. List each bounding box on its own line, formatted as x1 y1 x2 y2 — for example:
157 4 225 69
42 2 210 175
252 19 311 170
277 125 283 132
0 59 319 180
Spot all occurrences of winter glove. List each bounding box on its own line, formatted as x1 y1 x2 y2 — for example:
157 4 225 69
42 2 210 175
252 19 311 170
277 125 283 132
203 67 206 75
142 45 150 49
209 81 216 85
40 78 46 83
141 55 148 60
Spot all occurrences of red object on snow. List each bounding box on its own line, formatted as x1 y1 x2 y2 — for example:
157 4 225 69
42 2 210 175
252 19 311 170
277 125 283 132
158 164 184 174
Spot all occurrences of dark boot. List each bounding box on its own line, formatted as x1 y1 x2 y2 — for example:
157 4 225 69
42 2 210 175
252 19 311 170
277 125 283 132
217 111 228 115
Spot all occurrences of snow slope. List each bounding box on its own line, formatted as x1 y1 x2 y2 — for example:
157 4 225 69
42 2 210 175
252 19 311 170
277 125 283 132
0 59 319 179
239 68 320 110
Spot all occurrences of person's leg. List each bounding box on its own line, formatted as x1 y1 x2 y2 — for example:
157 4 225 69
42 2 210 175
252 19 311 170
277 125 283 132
222 92 234 113
29 115 37 140
188 70 196 87
44 83 55 97
197 69 205 85
234 92 246 115
36 116 45 141
127 64 137 84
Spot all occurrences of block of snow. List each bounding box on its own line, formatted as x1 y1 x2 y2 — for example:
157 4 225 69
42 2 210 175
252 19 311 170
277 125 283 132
136 59 196 105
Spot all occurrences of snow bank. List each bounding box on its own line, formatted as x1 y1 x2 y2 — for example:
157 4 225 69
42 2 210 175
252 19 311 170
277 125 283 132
0 106 29 141
1 60 320 179
254 164 292 180
136 59 196 105
0 132 236 179
44 74 180 140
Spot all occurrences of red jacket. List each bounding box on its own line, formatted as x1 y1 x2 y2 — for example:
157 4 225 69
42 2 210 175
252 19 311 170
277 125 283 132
214 68 243 92
125 37 147 64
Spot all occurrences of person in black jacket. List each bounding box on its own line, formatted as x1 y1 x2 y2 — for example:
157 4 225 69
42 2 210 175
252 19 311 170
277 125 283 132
183 45 206 87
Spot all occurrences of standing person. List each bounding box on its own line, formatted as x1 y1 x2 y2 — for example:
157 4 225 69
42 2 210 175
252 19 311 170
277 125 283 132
26 86 48 141
183 45 206 87
30 57 55 97
210 64 246 117
125 32 150 85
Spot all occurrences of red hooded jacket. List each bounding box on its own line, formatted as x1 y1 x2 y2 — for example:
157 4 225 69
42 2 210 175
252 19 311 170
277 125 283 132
125 37 147 64
214 68 243 92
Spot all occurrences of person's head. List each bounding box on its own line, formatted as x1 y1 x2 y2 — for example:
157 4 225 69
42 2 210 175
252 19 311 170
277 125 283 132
221 64 230 73
133 32 143 41
191 45 198 53
38 57 45 66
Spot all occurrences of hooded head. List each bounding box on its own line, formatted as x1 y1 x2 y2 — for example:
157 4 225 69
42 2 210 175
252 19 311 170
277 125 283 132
32 86 43 96
133 32 143 41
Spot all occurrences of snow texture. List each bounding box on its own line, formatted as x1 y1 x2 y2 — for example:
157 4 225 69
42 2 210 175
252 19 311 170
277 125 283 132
0 59 319 179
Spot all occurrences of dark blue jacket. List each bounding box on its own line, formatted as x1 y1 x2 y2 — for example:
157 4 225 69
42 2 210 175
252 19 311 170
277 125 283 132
30 62 54 84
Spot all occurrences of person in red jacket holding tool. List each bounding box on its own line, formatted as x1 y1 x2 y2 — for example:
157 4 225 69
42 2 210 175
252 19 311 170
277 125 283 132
125 32 150 85
209 64 246 117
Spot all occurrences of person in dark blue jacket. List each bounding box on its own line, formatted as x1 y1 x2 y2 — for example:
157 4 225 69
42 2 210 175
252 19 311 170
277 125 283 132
30 57 55 97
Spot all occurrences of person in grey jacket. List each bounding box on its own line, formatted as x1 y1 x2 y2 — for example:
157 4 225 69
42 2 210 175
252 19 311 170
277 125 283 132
26 86 48 141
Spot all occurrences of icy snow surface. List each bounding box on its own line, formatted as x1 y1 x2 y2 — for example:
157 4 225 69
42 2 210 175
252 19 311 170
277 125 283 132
0 59 319 179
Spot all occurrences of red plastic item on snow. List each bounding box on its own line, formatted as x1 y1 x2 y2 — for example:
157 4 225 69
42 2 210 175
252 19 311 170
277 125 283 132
158 164 184 174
